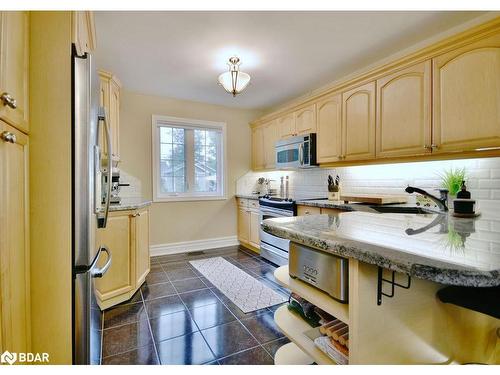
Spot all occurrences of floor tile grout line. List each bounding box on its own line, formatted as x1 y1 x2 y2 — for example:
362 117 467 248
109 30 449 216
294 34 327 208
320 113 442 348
101 342 157 361
169 278 218 365
140 286 161 365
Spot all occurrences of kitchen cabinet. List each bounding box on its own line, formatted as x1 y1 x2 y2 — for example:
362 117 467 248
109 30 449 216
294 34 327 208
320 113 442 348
72 11 96 56
295 104 316 135
342 81 376 161
94 207 150 310
237 198 260 253
98 70 121 163
0 120 30 353
278 112 296 139
316 93 342 163
432 32 500 153
376 61 432 158
263 120 279 169
251 125 265 170
0 11 29 134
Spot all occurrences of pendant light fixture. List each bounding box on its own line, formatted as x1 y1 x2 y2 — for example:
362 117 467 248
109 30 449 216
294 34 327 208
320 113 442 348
218 56 251 97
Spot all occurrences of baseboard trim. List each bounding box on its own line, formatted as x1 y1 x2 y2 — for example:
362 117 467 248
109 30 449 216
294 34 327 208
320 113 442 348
150 236 239 257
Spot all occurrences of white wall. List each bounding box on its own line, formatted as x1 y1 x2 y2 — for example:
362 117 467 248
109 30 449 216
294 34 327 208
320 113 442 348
237 157 500 212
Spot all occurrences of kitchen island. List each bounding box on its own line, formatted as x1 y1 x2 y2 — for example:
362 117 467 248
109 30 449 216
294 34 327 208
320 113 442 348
263 210 500 365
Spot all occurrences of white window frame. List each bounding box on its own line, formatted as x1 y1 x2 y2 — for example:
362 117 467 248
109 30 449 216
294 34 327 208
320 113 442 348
152 115 227 202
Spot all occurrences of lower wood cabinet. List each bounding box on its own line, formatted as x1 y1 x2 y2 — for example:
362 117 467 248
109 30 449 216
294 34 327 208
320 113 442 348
94 207 150 310
0 120 30 353
237 198 260 252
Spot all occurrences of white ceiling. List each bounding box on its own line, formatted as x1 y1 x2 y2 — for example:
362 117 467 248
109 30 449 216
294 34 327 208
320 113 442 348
94 11 486 110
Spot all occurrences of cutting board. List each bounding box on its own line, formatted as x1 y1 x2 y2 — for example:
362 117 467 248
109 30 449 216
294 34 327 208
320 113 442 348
340 194 408 205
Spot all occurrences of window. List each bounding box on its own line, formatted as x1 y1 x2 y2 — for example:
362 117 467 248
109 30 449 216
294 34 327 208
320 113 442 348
152 115 226 201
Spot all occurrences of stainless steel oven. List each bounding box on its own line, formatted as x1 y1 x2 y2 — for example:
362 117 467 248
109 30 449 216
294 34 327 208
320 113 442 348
275 133 318 169
259 197 296 266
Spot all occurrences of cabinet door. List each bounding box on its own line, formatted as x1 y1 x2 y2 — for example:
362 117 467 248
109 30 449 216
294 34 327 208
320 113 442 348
0 12 29 133
432 32 500 153
263 120 279 168
249 210 260 248
237 208 250 243
252 126 265 170
134 209 150 287
109 80 120 160
95 213 134 302
0 121 30 353
316 93 342 163
342 82 376 161
376 61 431 158
278 113 296 139
295 104 316 135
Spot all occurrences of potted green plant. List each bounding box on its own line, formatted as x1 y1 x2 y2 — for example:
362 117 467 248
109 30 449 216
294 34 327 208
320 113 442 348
438 167 467 207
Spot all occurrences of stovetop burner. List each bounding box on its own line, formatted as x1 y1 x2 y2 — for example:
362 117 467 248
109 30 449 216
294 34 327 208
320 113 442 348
259 195 296 211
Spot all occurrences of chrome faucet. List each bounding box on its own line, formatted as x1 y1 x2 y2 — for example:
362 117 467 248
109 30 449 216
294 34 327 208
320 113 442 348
405 186 449 212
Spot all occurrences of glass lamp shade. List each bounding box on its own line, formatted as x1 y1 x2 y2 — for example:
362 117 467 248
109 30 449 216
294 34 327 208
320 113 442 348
218 70 251 96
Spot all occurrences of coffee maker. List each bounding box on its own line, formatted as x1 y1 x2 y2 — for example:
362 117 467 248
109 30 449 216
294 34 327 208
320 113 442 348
102 167 129 204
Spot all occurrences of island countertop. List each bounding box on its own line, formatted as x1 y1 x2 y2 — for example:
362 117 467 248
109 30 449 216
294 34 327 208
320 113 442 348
262 211 500 287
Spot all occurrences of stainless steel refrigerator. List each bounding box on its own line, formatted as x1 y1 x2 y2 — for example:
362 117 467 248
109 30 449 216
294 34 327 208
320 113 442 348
72 47 113 365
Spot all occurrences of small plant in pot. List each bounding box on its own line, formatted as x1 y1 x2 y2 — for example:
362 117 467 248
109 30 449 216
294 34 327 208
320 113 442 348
438 167 467 206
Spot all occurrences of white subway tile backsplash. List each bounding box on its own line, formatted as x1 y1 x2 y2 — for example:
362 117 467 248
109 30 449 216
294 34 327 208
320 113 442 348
236 157 500 206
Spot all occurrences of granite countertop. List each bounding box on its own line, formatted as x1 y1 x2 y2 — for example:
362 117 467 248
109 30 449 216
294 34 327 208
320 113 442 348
296 199 357 210
236 194 261 200
262 210 500 287
109 198 152 212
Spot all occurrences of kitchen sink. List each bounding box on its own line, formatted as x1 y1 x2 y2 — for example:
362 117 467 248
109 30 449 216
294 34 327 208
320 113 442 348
369 206 432 214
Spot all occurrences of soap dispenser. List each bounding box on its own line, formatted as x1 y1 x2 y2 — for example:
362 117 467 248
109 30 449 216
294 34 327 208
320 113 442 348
456 180 471 199
453 180 476 215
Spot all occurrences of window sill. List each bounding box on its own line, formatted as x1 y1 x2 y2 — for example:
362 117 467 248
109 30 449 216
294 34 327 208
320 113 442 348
153 195 228 203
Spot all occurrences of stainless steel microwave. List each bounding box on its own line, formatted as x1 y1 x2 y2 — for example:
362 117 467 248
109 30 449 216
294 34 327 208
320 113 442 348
275 133 318 169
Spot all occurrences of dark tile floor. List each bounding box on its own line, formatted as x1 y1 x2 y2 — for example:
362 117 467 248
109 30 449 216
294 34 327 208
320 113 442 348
101 246 291 365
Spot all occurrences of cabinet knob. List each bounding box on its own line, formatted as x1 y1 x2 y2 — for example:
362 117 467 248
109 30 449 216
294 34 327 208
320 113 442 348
305 211 310 214
0 92 17 109
424 144 432 150
1 131 16 144
431 144 438 150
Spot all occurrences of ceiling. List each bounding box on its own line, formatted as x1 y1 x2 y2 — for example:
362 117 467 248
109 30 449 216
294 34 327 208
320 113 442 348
94 11 486 110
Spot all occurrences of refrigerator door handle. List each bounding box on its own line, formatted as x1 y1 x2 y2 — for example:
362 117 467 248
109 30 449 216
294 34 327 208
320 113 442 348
90 246 112 278
96 106 113 228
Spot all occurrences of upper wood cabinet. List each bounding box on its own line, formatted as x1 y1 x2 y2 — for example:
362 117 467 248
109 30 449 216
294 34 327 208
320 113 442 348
316 93 342 163
251 125 265 170
0 120 30 353
72 11 96 56
376 61 432 158
0 12 29 134
432 32 500 153
342 82 376 161
278 112 296 139
295 104 316 135
98 70 121 162
263 120 279 169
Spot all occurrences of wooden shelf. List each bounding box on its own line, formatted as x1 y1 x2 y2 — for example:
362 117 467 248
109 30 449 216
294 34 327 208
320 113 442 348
274 266 349 324
274 342 314 365
274 305 336 365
